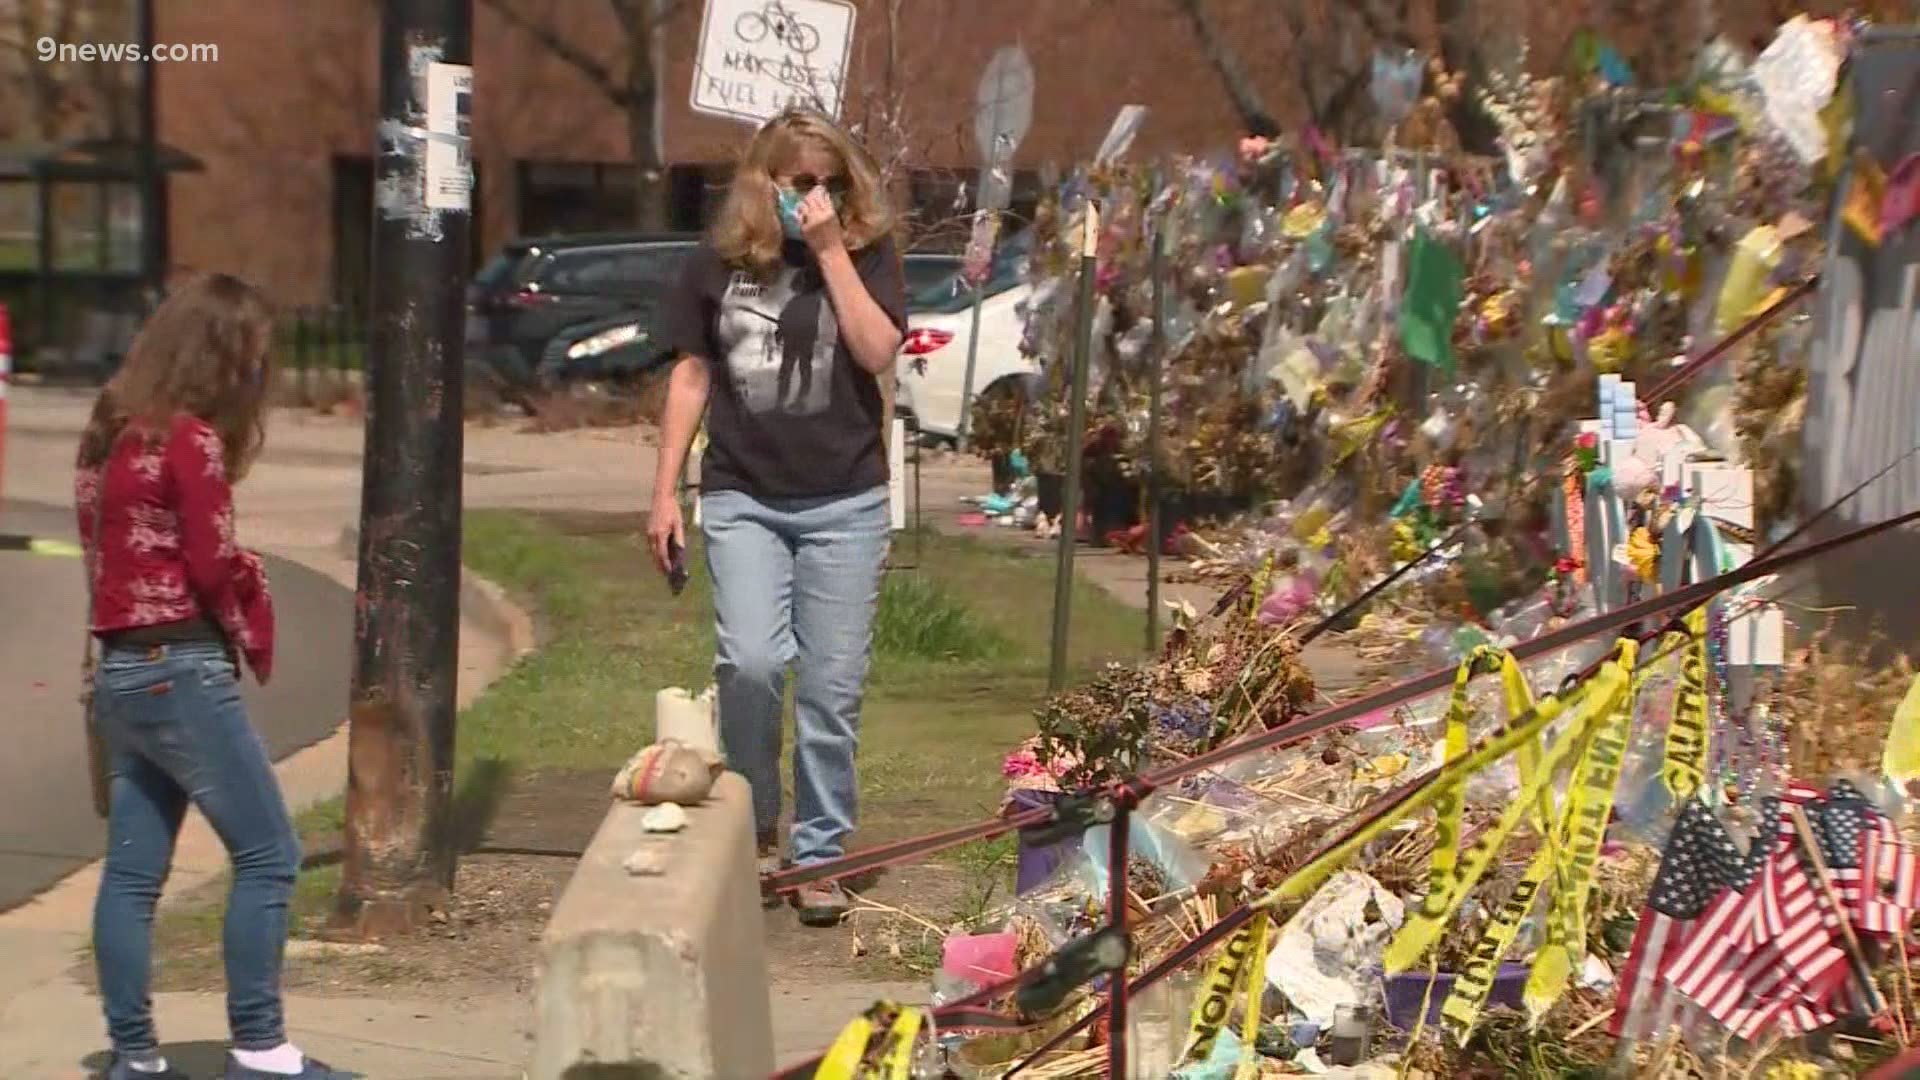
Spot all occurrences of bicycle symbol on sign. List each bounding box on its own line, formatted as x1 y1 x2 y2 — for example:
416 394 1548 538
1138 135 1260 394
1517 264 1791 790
734 0 820 54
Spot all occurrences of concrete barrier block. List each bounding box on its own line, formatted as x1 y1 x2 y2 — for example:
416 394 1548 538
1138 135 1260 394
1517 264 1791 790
531 772 774 1080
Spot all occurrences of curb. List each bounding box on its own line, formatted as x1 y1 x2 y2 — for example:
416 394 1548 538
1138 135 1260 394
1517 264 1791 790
0 534 81 555
335 525 539 659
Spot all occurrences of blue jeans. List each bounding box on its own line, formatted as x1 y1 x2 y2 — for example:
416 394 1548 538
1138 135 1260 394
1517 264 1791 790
92 641 300 1055
701 486 889 866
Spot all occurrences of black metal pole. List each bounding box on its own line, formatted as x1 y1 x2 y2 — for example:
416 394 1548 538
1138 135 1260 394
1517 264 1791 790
1105 802 1131 1080
1145 227 1165 655
1049 201 1099 692
135 0 163 302
333 0 472 939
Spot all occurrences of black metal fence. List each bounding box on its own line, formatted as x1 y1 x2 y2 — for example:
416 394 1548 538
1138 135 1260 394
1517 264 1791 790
276 303 368 390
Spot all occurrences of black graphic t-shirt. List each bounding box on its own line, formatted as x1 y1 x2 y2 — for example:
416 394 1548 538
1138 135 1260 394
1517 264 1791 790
664 235 906 500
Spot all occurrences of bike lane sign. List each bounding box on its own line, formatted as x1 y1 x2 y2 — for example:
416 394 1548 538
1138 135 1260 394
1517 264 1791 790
691 0 858 125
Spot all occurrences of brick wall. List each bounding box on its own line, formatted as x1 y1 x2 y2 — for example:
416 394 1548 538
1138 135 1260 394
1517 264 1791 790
166 1 1706 307
153 0 1352 307
63 1 1888 307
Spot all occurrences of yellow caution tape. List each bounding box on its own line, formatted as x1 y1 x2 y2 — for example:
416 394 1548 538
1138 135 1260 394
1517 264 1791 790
1429 649 1549 887
876 1007 923 1078
1439 843 1552 1045
1383 662 1615 974
1425 651 1486 914
812 1001 930 1080
1664 609 1709 800
1441 640 1671 1042
1525 639 1640 1019
815 1013 876 1080
1253 640 1637 911
1234 914 1272 1079
1182 912 1271 1064
1498 652 1554 839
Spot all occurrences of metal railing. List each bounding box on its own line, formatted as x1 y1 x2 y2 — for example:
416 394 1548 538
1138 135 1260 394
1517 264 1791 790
278 303 368 379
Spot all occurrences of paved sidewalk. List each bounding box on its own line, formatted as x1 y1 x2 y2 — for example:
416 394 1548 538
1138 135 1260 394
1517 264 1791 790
0 387 552 1078
911 453 1370 691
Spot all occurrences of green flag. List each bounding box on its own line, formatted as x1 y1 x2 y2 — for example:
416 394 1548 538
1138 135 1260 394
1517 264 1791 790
1398 227 1465 374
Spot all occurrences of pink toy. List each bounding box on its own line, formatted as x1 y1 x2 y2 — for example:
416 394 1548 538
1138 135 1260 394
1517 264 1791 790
1257 572 1319 626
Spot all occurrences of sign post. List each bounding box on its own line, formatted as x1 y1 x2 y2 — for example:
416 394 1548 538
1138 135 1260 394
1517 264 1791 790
689 0 858 124
955 46 1033 453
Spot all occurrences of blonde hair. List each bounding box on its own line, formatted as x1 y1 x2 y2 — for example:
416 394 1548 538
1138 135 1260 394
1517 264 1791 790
711 108 894 273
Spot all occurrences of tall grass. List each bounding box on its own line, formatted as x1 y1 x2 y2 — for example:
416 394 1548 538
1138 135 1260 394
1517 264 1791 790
871 571 1013 663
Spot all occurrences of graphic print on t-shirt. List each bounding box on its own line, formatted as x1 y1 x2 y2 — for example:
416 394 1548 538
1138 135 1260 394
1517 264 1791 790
716 267 839 417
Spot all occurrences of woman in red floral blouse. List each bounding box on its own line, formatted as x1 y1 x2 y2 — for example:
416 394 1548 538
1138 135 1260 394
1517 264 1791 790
75 273 346 1080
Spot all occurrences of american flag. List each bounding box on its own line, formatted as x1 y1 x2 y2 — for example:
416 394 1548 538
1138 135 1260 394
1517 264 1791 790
1694 786 1850 1040
1661 794 1820 1038
1823 779 1920 935
1612 782 1920 1043
1609 797 1755 1041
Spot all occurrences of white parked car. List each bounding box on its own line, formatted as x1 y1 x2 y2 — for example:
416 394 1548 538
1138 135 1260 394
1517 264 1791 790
894 231 1039 443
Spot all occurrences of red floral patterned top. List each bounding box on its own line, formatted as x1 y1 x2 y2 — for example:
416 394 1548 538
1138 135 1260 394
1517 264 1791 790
76 414 275 683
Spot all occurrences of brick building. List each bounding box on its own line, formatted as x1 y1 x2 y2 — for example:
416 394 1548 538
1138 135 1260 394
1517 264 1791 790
6 0 1834 318
151 0 1327 308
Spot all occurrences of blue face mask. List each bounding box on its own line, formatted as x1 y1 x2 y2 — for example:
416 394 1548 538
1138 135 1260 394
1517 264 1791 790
775 188 806 240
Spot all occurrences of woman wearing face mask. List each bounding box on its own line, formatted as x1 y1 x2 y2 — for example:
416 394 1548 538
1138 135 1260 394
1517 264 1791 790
647 108 905 927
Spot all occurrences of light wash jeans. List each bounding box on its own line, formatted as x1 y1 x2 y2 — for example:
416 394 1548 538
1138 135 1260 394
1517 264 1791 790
91 641 301 1056
701 486 889 866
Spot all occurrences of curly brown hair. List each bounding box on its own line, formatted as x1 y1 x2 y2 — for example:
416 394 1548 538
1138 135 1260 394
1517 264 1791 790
76 272 275 482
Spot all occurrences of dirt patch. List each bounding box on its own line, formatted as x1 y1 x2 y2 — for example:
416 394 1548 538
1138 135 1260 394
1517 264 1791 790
285 854 573 997
114 767 977 1002
766 862 973 985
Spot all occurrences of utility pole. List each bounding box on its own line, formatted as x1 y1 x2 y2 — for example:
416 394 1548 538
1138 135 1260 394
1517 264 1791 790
331 0 473 939
134 0 162 304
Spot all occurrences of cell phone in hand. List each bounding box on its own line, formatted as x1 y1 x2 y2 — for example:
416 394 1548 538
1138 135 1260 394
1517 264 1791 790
667 537 689 596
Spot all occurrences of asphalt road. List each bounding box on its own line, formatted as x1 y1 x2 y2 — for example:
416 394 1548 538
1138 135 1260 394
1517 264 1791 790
0 499 354 912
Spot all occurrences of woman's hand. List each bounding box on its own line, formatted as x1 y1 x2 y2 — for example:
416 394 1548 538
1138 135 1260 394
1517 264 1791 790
797 185 844 257
647 491 685 577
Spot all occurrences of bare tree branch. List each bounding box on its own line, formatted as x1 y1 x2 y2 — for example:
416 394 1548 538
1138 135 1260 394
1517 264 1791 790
479 0 633 107
607 0 685 34
1172 0 1279 137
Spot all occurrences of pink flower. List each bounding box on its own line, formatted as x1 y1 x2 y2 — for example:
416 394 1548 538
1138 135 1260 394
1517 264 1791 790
1001 751 1042 779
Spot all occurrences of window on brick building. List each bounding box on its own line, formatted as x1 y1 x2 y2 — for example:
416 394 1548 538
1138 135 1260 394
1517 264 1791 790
0 182 33 271
332 156 372 313
515 161 719 237
42 181 139 273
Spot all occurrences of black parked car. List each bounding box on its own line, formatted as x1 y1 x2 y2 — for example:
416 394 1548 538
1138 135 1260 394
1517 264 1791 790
469 232 966 397
466 232 699 395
